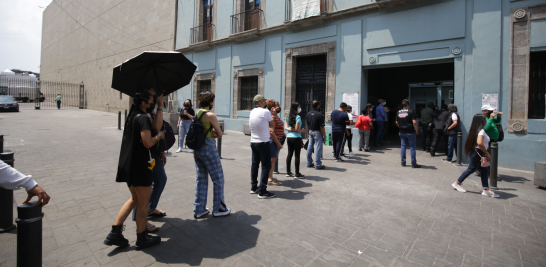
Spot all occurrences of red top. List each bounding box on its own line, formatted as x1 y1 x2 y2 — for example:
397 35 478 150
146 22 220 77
356 115 372 131
272 115 285 139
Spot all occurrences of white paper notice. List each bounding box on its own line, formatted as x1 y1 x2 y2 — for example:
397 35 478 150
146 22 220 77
342 93 359 116
482 93 499 112
292 0 321 21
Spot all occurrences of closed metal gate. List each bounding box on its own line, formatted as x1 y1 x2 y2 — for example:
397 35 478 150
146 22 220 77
295 55 327 126
0 76 85 110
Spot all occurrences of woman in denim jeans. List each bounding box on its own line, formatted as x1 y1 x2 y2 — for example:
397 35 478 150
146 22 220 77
176 99 195 153
193 91 231 219
451 114 499 197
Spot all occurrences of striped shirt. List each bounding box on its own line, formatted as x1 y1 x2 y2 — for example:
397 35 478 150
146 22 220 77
272 115 284 139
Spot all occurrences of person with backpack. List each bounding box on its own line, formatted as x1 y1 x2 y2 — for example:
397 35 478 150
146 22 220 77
451 113 499 198
104 91 162 250
176 99 195 153
355 108 373 152
190 91 231 218
430 104 449 156
443 104 461 163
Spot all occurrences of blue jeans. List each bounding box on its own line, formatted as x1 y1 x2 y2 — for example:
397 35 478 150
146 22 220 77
399 132 417 165
457 149 489 189
375 121 385 144
447 134 457 161
307 130 323 168
179 120 192 149
250 142 270 194
131 157 167 221
193 138 225 213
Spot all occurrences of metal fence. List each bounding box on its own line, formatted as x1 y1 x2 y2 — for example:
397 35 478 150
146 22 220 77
190 24 215 45
0 77 84 110
231 9 263 35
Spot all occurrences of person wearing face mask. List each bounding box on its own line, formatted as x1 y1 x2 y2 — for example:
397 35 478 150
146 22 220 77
176 99 195 153
105 90 163 249
375 99 387 147
266 100 284 185
285 102 305 178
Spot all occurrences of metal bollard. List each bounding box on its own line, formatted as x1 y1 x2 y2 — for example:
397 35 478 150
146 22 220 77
0 152 16 233
16 201 43 267
118 111 121 130
217 124 224 159
455 132 463 166
490 142 499 189
273 160 279 174
0 135 3 153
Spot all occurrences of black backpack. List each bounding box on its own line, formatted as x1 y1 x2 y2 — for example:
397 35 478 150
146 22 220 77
185 111 213 150
161 120 176 151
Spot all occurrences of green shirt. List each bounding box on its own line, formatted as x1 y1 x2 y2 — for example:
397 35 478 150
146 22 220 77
420 107 436 124
55 95 62 101
484 116 502 140
196 109 213 137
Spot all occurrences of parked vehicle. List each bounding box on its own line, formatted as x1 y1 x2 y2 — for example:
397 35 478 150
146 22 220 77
0 95 19 112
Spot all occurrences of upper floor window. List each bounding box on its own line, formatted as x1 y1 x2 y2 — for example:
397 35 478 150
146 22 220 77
204 0 213 25
529 51 545 119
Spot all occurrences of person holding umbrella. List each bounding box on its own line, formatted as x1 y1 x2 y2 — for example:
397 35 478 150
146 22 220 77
104 91 162 249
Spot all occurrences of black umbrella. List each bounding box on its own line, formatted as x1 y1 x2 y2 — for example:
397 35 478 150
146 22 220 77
111 51 196 97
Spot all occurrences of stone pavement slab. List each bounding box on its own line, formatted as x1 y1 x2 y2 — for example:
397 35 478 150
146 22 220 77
0 109 545 267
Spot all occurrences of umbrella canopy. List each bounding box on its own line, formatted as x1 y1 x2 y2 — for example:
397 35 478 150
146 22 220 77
111 51 196 97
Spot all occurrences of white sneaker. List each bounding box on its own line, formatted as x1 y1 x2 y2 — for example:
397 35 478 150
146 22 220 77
349 152 356 156
482 190 499 198
187 149 194 153
340 156 348 160
176 148 183 153
452 182 466 193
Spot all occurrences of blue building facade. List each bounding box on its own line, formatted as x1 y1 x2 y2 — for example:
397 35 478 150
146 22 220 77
173 0 546 171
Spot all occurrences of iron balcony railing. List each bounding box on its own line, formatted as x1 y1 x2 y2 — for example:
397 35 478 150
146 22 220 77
285 0 329 22
190 24 215 45
230 9 263 35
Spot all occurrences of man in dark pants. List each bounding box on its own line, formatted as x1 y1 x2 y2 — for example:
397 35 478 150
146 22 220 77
331 102 350 162
420 102 436 152
430 104 449 156
444 104 461 163
55 94 62 109
396 99 421 168
249 95 278 199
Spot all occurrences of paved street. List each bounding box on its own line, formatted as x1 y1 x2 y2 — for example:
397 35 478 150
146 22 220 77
0 109 545 267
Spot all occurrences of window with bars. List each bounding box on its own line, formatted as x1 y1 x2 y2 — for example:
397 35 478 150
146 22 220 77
529 52 546 119
199 80 211 96
240 76 258 110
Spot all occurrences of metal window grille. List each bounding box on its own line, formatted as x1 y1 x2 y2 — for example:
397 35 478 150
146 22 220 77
240 77 258 110
199 80 212 95
190 24 214 44
529 52 546 119
231 9 263 35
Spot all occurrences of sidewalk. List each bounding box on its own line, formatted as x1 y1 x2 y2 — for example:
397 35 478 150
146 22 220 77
0 109 545 267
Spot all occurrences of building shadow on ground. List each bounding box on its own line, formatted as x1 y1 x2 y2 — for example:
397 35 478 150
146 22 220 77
107 211 262 265
274 189 310 200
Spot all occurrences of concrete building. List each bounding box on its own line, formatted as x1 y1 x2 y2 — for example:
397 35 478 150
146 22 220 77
173 0 546 171
40 0 177 112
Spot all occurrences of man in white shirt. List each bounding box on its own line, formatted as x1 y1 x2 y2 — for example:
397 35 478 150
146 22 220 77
249 95 277 199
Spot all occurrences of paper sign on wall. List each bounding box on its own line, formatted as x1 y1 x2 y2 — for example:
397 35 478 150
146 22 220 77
292 0 321 21
342 93 359 116
482 93 498 112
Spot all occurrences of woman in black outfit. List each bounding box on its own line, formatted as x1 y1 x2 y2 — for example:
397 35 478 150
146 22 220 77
284 102 305 178
104 91 163 249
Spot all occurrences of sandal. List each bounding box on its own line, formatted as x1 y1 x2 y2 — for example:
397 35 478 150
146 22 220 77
146 223 159 233
148 209 167 217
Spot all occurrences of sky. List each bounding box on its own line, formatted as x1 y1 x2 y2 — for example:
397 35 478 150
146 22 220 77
0 0 53 73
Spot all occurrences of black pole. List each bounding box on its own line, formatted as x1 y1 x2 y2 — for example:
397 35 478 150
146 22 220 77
490 142 499 189
124 110 127 121
273 160 279 174
16 201 43 267
217 123 224 159
0 135 3 153
0 152 16 233
455 132 463 166
118 111 121 130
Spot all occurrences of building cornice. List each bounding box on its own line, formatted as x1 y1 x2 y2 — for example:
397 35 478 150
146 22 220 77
176 0 423 53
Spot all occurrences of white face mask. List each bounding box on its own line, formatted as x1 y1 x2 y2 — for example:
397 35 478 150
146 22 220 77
297 107 302 114
382 102 386 106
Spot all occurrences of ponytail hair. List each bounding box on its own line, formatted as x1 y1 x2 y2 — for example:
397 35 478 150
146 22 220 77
124 91 152 135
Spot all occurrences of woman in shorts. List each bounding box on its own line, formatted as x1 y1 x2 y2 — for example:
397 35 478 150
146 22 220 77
267 100 284 185
104 91 163 249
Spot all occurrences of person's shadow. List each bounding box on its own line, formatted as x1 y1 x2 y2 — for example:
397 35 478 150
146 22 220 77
107 211 262 265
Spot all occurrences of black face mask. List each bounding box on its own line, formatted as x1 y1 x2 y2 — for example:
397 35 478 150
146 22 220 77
276 107 281 113
183 102 190 108
209 105 213 110
146 102 155 113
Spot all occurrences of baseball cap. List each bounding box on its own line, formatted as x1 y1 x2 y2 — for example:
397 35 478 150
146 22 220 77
481 104 494 111
253 95 267 102
378 99 385 103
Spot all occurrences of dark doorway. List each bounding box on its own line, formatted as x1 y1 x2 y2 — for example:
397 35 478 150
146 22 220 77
295 55 327 126
529 51 546 119
240 76 258 110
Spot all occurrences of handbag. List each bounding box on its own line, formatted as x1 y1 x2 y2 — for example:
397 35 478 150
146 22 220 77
475 149 490 167
303 140 309 150
278 136 286 146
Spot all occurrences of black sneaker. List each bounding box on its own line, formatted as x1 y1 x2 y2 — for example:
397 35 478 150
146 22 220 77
295 173 305 179
401 162 406 166
286 172 293 177
335 158 344 162
365 148 370 152
250 188 259 194
258 191 276 199
359 148 363 151
213 202 231 217
194 208 210 219
412 164 421 168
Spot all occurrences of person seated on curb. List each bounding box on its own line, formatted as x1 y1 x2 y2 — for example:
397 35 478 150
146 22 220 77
0 160 50 207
